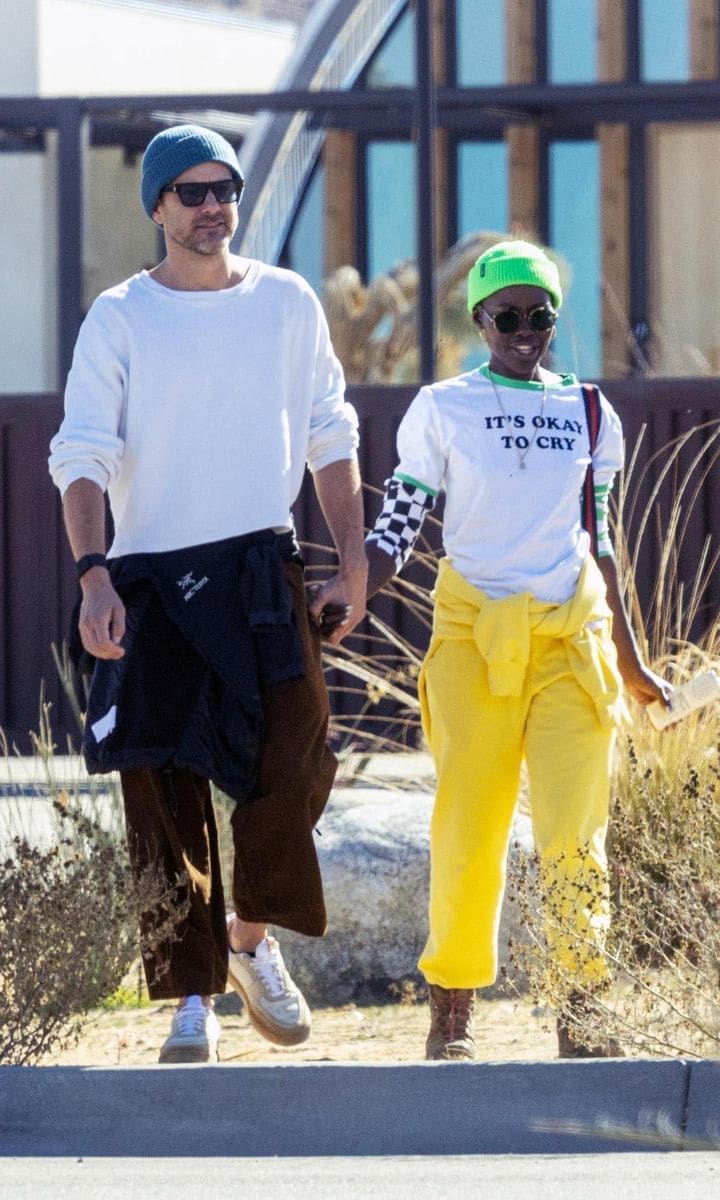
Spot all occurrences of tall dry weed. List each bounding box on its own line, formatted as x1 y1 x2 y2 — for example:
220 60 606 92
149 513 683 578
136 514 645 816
0 702 187 1065
322 420 720 1054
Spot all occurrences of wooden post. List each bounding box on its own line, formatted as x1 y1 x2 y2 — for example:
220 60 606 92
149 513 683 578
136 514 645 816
598 0 631 374
690 0 719 79
323 130 357 277
597 0 627 82
598 123 632 375
432 0 448 258
506 0 539 238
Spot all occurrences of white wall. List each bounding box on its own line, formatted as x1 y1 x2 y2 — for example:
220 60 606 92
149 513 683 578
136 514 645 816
85 147 159 309
0 0 297 391
649 123 720 375
38 0 294 95
0 147 57 392
0 0 40 95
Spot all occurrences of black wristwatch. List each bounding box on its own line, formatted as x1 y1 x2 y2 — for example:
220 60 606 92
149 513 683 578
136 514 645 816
75 553 108 580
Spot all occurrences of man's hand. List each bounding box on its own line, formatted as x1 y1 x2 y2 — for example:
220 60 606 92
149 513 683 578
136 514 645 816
78 567 126 659
307 559 368 645
310 459 368 643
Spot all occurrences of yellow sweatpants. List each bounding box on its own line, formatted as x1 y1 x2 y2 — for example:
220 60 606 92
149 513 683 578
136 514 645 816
417 564 621 992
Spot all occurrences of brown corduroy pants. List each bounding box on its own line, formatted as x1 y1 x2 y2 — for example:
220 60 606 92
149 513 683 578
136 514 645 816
119 563 337 1000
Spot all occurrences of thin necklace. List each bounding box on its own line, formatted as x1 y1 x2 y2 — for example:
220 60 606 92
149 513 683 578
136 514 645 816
488 371 547 471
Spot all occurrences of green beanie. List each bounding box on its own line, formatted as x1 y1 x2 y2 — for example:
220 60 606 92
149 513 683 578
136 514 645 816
467 240 563 313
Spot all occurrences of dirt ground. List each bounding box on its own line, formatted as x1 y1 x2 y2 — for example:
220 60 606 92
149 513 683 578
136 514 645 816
40 993 559 1067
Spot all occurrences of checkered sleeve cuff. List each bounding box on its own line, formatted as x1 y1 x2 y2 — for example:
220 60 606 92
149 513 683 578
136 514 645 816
366 476 436 571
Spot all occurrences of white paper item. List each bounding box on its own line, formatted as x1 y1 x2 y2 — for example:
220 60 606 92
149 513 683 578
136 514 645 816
646 670 720 730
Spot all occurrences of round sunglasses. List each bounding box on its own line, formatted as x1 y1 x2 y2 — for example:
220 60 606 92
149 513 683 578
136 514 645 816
161 179 244 207
478 303 558 334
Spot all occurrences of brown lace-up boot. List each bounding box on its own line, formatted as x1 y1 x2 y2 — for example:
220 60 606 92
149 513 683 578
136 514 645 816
556 989 624 1059
425 984 476 1060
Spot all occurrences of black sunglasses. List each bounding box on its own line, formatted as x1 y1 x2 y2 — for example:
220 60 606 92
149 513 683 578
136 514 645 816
161 179 243 207
479 304 558 334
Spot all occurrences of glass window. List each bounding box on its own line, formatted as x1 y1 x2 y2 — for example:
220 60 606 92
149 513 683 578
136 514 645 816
282 164 324 294
548 0 596 83
0 151 58 391
641 0 689 81
365 8 415 88
456 141 508 372
648 123 720 375
456 141 507 239
365 140 416 280
456 0 505 86
548 140 601 378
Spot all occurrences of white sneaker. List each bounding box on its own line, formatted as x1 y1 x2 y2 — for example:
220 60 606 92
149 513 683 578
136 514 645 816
227 920 311 1047
158 995 220 1064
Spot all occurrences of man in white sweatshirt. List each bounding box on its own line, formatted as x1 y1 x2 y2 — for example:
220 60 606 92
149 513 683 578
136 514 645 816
49 124 367 1063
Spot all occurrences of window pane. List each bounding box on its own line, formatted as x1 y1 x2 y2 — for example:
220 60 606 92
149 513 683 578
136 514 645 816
365 8 415 88
456 141 508 371
649 123 720 375
283 165 324 294
549 140 601 378
457 141 508 239
0 151 57 391
641 0 689 81
456 0 505 86
548 0 596 82
366 141 416 279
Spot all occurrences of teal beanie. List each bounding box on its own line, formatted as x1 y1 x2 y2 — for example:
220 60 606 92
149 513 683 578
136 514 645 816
467 240 563 312
141 124 244 218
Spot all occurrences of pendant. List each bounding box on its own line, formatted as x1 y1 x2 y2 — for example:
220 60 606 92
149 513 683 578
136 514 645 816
519 460 527 469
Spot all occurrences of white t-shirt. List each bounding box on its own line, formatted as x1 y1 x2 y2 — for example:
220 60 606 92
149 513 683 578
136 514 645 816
49 262 358 557
394 366 624 603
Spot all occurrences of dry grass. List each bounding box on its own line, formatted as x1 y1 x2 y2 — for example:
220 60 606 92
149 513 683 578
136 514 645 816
3 420 720 1062
0 706 187 1065
321 421 720 1057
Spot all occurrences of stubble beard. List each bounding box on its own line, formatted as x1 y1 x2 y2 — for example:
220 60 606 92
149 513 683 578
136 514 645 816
170 219 233 258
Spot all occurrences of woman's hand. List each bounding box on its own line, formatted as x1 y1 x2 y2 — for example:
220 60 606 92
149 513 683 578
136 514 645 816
620 662 672 708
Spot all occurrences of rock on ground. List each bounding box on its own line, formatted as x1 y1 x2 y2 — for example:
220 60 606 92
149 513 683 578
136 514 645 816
271 786 533 1007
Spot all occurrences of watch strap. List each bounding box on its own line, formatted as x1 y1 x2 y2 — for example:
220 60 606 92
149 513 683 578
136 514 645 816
75 553 107 580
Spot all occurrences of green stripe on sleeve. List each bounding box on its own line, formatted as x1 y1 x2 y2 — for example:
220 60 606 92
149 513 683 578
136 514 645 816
396 473 438 498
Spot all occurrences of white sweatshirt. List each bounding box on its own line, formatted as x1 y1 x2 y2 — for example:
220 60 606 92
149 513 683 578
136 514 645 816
49 262 358 557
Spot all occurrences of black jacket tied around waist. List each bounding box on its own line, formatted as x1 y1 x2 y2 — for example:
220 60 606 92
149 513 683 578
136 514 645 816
81 530 305 801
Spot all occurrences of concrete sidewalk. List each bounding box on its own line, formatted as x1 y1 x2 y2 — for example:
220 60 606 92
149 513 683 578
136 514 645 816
1 1058 718 1157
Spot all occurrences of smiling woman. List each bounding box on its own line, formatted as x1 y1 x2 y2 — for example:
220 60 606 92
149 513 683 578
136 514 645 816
363 237 671 1063
473 290 557 382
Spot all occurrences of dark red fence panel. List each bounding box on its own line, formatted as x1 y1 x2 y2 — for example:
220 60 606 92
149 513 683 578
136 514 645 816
599 377 720 637
3 379 720 751
0 395 77 752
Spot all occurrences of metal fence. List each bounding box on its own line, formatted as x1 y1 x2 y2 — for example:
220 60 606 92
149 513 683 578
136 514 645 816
3 378 720 751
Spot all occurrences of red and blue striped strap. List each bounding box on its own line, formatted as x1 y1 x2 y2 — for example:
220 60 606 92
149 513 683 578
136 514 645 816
581 384 602 559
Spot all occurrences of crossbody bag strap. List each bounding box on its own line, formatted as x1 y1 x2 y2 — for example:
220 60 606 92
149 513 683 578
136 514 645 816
581 384 602 559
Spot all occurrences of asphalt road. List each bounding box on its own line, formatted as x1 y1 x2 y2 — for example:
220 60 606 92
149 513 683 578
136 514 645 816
1 1153 718 1200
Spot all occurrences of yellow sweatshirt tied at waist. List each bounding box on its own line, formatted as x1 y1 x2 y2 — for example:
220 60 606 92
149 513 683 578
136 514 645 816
425 556 628 730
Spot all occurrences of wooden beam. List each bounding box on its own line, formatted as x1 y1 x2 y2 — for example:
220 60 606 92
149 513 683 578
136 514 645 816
507 126 539 238
506 1 538 239
597 0 627 82
506 0 537 84
598 3 630 374
690 0 719 80
432 0 448 257
599 122 631 375
323 130 357 276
